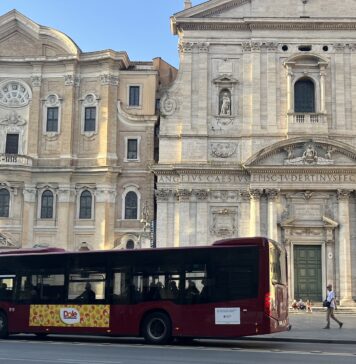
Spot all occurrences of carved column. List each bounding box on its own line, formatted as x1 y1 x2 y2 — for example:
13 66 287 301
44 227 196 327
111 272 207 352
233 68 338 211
95 187 117 250
99 69 119 166
251 42 261 129
337 189 353 305
285 64 294 113
325 238 335 290
176 189 192 247
266 189 280 241
320 66 327 113
57 187 75 250
239 190 251 236
22 187 36 247
193 189 209 245
63 65 80 163
155 189 171 248
249 189 262 236
28 66 42 158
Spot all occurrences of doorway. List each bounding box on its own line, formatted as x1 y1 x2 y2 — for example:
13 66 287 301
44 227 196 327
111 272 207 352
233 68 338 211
294 245 322 302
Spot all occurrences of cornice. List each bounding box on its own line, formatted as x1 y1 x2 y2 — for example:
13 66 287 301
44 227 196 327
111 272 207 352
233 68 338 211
152 164 246 175
175 18 356 32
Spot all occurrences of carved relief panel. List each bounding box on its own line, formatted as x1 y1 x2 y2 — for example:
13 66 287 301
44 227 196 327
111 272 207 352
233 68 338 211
210 206 238 238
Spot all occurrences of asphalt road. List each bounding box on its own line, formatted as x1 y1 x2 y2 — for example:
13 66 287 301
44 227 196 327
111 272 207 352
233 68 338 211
1 335 356 364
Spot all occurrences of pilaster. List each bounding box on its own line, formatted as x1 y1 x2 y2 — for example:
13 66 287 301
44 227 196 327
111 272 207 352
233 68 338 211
249 189 262 236
337 189 353 305
266 188 280 241
22 186 36 247
176 189 192 246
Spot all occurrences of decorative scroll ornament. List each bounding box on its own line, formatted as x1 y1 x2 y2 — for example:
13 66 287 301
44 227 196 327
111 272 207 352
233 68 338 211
160 94 177 116
284 143 334 165
0 111 26 126
210 142 237 158
64 74 80 86
193 189 209 200
0 81 31 107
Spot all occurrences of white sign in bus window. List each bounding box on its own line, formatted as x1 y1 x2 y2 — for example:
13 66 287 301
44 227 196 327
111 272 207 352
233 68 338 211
215 307 240 325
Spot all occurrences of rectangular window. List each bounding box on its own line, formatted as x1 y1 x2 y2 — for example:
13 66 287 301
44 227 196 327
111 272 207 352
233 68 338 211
129 86 140 106
84 107 96 132
5 134 19 154
0 275 15 301
46 107 59 132
18 273 65 303
68 270 106 303
127 139 138 160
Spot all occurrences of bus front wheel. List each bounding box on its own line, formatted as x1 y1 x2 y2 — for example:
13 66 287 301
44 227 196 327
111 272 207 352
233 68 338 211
142 312 172 345
0 312 8 339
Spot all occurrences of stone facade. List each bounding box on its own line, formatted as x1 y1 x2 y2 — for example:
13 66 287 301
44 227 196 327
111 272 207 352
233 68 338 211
0 10 176 251
155 0 356 305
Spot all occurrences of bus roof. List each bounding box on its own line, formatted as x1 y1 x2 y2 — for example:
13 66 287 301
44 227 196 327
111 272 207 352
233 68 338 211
0 247 66 255
0 237 270 257
213 237 269 246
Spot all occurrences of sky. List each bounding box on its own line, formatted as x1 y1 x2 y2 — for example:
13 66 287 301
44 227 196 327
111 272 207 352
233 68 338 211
0 0 203 68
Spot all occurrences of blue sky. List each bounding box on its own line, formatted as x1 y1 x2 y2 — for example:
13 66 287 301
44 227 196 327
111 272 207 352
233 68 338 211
0 0 203 68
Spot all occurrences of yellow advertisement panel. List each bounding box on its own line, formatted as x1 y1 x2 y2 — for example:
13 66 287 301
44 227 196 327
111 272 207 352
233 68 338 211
29 305 110 328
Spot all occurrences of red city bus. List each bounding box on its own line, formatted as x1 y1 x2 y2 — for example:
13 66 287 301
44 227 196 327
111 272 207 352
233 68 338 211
0 237 290 344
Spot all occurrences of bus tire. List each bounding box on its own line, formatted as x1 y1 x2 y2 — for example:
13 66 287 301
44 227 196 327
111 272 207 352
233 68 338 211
0 312 9 339
142 312 172 345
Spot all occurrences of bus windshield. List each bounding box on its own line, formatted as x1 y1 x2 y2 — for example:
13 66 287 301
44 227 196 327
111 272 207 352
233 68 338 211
269 241 287 286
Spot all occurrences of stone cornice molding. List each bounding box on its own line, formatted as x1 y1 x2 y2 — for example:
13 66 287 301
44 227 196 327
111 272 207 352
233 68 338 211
174 18 356 33
117 100 157 127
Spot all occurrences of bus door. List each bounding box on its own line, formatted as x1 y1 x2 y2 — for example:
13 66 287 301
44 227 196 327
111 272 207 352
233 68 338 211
0 275 17 330
268 242 288 329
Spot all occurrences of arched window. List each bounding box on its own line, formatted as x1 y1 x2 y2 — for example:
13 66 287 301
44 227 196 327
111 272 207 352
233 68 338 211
125 191 138 219
41 190 54 219
0 189 10 217
294 78 315 112
79 190 92 219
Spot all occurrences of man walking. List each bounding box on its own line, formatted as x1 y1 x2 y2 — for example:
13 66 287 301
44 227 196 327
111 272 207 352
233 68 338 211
323 284 343 329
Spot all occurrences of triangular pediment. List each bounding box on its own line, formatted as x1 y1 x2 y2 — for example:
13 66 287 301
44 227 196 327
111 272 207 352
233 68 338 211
0 10 80 57
244 137 356 168
175 0 356 19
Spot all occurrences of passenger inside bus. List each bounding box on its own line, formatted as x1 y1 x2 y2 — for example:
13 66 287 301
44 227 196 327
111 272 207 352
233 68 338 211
185 280 200 303
76 282 96 303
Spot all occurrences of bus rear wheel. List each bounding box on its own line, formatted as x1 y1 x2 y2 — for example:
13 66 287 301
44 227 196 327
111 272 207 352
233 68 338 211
0 312 8 339
142 312 172 345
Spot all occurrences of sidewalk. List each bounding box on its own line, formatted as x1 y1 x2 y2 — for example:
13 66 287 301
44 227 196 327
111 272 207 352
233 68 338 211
246 311 356 344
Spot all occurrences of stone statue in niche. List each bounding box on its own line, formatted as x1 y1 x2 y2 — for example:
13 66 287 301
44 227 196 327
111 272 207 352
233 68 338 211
219 90 231 116
302 144 317 164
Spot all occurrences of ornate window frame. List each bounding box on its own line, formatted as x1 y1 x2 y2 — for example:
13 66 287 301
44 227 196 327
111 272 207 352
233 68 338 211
42 94 62 137
76 185 96 220
121 184 141 220
284 54 329 114
37 186 57 220
124 136 141 162
80 93 100 138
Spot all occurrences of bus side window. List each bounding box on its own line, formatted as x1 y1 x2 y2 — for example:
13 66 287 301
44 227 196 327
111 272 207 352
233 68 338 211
68 270 106 303
112 271 130 304
184 265 207 304
0 276 15 301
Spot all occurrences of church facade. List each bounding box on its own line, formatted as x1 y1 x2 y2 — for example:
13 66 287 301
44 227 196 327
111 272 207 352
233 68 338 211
155 0 356 305
0 10 176 252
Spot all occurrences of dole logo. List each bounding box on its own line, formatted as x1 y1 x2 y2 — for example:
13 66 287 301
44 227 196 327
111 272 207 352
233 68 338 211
60 308 80 325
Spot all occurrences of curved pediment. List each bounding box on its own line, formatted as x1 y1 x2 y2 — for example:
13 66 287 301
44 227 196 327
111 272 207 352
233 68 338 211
0 10 81 57
244 137 356 167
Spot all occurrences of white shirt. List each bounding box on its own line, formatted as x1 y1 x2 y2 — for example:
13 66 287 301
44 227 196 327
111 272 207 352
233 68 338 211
326 290 336 309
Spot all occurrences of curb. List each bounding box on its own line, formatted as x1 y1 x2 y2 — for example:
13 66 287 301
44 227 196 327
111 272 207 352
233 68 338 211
239 337 356 345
